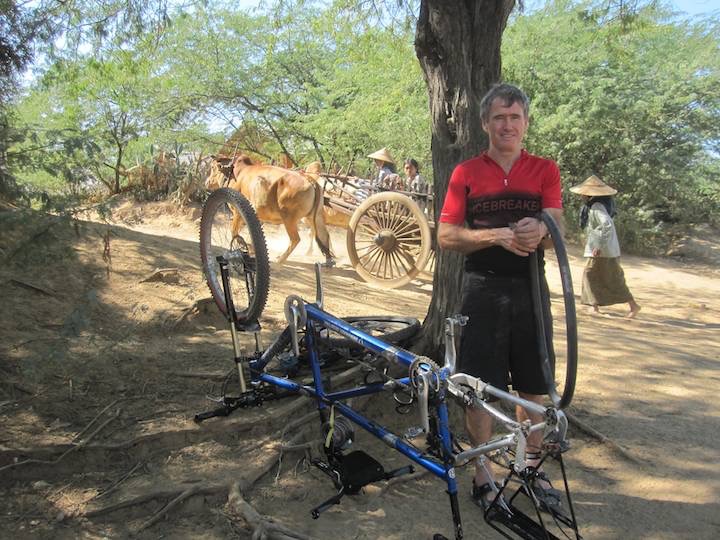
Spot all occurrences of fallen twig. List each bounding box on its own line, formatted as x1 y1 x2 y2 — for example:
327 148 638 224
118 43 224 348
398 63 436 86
92 461 145 501
72 399 121 443
8 278 56 297
0 408 121 473
133 484 202 534
566 410 643 465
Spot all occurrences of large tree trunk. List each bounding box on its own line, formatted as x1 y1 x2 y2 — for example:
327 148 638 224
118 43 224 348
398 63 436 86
415 0 516 357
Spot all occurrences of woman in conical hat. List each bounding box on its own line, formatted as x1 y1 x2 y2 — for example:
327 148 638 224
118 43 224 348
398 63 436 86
569 174 618 197
367 147 395 166
367 148 398 188
571 175 641 318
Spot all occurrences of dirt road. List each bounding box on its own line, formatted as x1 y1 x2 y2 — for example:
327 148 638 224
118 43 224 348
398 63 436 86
1 199 718 539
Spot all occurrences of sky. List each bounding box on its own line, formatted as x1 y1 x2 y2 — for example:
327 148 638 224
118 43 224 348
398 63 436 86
240 1 720 17
519 0 720 17
671 0 720 17
237 0 720 19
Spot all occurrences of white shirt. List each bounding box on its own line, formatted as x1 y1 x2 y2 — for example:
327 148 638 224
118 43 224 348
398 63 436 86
584 202 621 258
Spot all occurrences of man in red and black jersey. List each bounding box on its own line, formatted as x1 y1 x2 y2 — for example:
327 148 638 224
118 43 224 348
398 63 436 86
438 84 564 512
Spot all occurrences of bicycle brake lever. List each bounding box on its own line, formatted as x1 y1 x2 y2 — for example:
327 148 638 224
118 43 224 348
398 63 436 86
284 295 307 357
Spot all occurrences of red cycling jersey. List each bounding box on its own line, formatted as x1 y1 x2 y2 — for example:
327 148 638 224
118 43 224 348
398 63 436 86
440 150 562 275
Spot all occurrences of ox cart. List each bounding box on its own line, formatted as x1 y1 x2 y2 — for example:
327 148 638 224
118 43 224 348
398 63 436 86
318 173 436 289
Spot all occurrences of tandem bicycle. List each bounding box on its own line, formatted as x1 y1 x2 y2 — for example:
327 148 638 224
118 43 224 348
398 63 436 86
195 188 581 540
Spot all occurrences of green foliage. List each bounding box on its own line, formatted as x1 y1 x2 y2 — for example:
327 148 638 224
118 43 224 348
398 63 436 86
152 2 430 174
0 1 36 103
1 0 186 202
503 0 720 252
8 1 431 199
299 11 430 175
4 0 719 258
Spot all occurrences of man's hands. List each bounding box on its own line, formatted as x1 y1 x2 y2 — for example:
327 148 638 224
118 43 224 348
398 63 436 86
438 212 561 256
496 217 547 257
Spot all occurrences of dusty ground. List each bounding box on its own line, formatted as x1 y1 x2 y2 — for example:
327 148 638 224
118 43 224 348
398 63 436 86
1 197 719 540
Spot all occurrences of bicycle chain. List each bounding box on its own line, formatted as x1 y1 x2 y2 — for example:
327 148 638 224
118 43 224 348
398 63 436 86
408 356 442 392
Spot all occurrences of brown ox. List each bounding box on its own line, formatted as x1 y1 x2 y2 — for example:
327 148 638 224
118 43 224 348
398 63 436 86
298 160 350 229
206 155 334 265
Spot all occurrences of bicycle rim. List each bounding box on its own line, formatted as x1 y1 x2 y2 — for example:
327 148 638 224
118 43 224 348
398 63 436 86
199 188 270 322
325 315 421 348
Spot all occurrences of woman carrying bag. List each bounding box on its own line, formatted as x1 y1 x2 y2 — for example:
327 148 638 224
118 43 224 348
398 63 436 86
571 175 641 318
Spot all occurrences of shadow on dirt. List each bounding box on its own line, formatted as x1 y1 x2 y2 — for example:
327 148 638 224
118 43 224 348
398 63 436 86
1 205 719 539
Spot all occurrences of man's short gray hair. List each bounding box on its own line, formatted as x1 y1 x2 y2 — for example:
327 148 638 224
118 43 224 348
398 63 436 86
480 83 530 122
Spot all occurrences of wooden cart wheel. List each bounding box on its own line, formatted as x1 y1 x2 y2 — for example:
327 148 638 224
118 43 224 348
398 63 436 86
419 248 436 280
346 192 431 288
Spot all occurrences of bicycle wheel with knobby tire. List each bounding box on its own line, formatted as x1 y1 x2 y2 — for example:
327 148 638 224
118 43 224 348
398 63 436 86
199 188 270 322
346 192 432 289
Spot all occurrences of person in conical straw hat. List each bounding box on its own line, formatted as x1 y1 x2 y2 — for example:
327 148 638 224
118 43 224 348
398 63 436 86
571 174 641 318
367 147 394 165
569 174 617 197
367 147 398 187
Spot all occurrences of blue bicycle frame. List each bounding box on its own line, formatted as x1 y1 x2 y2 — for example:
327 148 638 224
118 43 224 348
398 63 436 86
198 205 579 540
247 300 465 539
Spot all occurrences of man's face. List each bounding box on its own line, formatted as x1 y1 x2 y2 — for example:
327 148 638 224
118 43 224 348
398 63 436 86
481 98 529 154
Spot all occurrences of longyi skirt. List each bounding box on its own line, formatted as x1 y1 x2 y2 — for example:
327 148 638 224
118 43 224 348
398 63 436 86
580 257 634 306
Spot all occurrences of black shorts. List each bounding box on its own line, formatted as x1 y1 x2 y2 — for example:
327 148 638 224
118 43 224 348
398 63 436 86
458 272 548 396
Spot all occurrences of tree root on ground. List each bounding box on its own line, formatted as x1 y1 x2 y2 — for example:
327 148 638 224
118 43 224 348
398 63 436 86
139 267 179 284
378 469 430 496
89 461 146 502
169 297 216 330
8 278 57 297
83 430 310 532
0 393 315 473
6 222 55 261
226 481 315 540
133 484 212 534
3 363 363 484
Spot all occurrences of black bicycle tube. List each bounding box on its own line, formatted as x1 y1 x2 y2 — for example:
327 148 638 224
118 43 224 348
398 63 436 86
529 250 562 408
325 316 421 348
532 210 578 409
